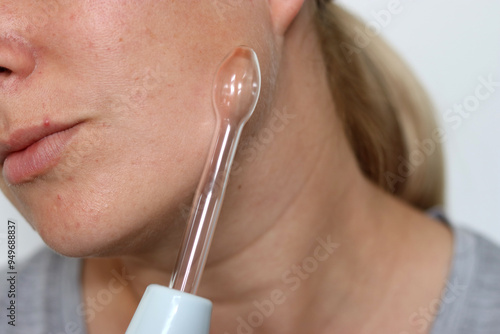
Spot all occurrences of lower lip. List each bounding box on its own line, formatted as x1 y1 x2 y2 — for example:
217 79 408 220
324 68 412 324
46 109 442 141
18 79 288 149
3 125 81 185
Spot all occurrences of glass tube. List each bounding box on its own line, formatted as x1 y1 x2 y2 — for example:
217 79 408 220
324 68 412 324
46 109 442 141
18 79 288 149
170 46 261 294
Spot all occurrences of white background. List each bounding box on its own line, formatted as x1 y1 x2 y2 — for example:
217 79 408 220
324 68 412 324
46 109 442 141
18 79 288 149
336 0 500 243
1 0 500 262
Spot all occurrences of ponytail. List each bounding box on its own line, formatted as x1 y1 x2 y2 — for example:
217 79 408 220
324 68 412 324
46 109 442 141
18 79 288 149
313 0 445 209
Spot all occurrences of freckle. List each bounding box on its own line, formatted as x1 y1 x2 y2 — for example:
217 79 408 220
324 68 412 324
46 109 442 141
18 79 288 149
238 185 242 190
119 37 123 42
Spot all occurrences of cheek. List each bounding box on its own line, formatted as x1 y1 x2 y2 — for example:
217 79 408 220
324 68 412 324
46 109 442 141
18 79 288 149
10 114 214 256
2 1 277 255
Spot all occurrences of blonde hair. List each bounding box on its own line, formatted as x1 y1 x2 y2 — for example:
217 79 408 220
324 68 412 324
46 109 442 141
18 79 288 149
313 0 445 210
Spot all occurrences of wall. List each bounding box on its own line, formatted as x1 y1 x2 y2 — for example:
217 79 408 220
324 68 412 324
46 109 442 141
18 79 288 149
337 0 500 243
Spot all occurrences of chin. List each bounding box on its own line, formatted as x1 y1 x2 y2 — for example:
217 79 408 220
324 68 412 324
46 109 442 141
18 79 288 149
32 212 127 258
25 187 187 259
35 216 161 259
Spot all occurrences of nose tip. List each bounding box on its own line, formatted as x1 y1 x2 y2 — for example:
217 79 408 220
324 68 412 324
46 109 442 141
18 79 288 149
0 35 37 83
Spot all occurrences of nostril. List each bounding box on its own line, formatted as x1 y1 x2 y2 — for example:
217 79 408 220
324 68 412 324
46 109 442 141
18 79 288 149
0 34 37 81
0 66 12 75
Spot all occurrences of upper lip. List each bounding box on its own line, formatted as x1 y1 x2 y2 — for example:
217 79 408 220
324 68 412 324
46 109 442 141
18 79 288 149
0 122 81 165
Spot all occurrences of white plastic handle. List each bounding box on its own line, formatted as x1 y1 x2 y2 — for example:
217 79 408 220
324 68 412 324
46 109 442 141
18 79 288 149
125 284 212 334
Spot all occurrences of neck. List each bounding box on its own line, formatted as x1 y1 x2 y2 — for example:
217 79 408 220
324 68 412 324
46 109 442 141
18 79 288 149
82 7 453 334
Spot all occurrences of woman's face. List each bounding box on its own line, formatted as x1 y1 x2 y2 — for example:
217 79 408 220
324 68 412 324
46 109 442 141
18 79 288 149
0 1 276 256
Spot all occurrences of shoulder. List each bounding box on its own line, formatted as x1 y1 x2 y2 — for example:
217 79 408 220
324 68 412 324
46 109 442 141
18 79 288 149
453 226 500 298
432 226 500 334
0 247 85 334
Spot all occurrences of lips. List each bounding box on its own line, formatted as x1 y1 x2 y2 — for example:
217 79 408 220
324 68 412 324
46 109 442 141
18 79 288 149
1 122 83 185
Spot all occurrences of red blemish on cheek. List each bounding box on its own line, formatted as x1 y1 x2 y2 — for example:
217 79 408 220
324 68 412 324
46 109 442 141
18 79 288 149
57 194 62 200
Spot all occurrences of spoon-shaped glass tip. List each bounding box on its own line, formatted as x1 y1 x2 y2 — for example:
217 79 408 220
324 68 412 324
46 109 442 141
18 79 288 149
213 46 261 124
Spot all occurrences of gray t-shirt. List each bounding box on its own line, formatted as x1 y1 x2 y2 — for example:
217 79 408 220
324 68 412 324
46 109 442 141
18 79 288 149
1 223 500 333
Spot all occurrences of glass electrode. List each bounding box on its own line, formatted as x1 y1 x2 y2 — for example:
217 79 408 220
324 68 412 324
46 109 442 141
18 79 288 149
169 46 262 294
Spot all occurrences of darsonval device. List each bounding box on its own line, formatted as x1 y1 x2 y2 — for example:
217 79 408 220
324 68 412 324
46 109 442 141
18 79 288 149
126 46 262 333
